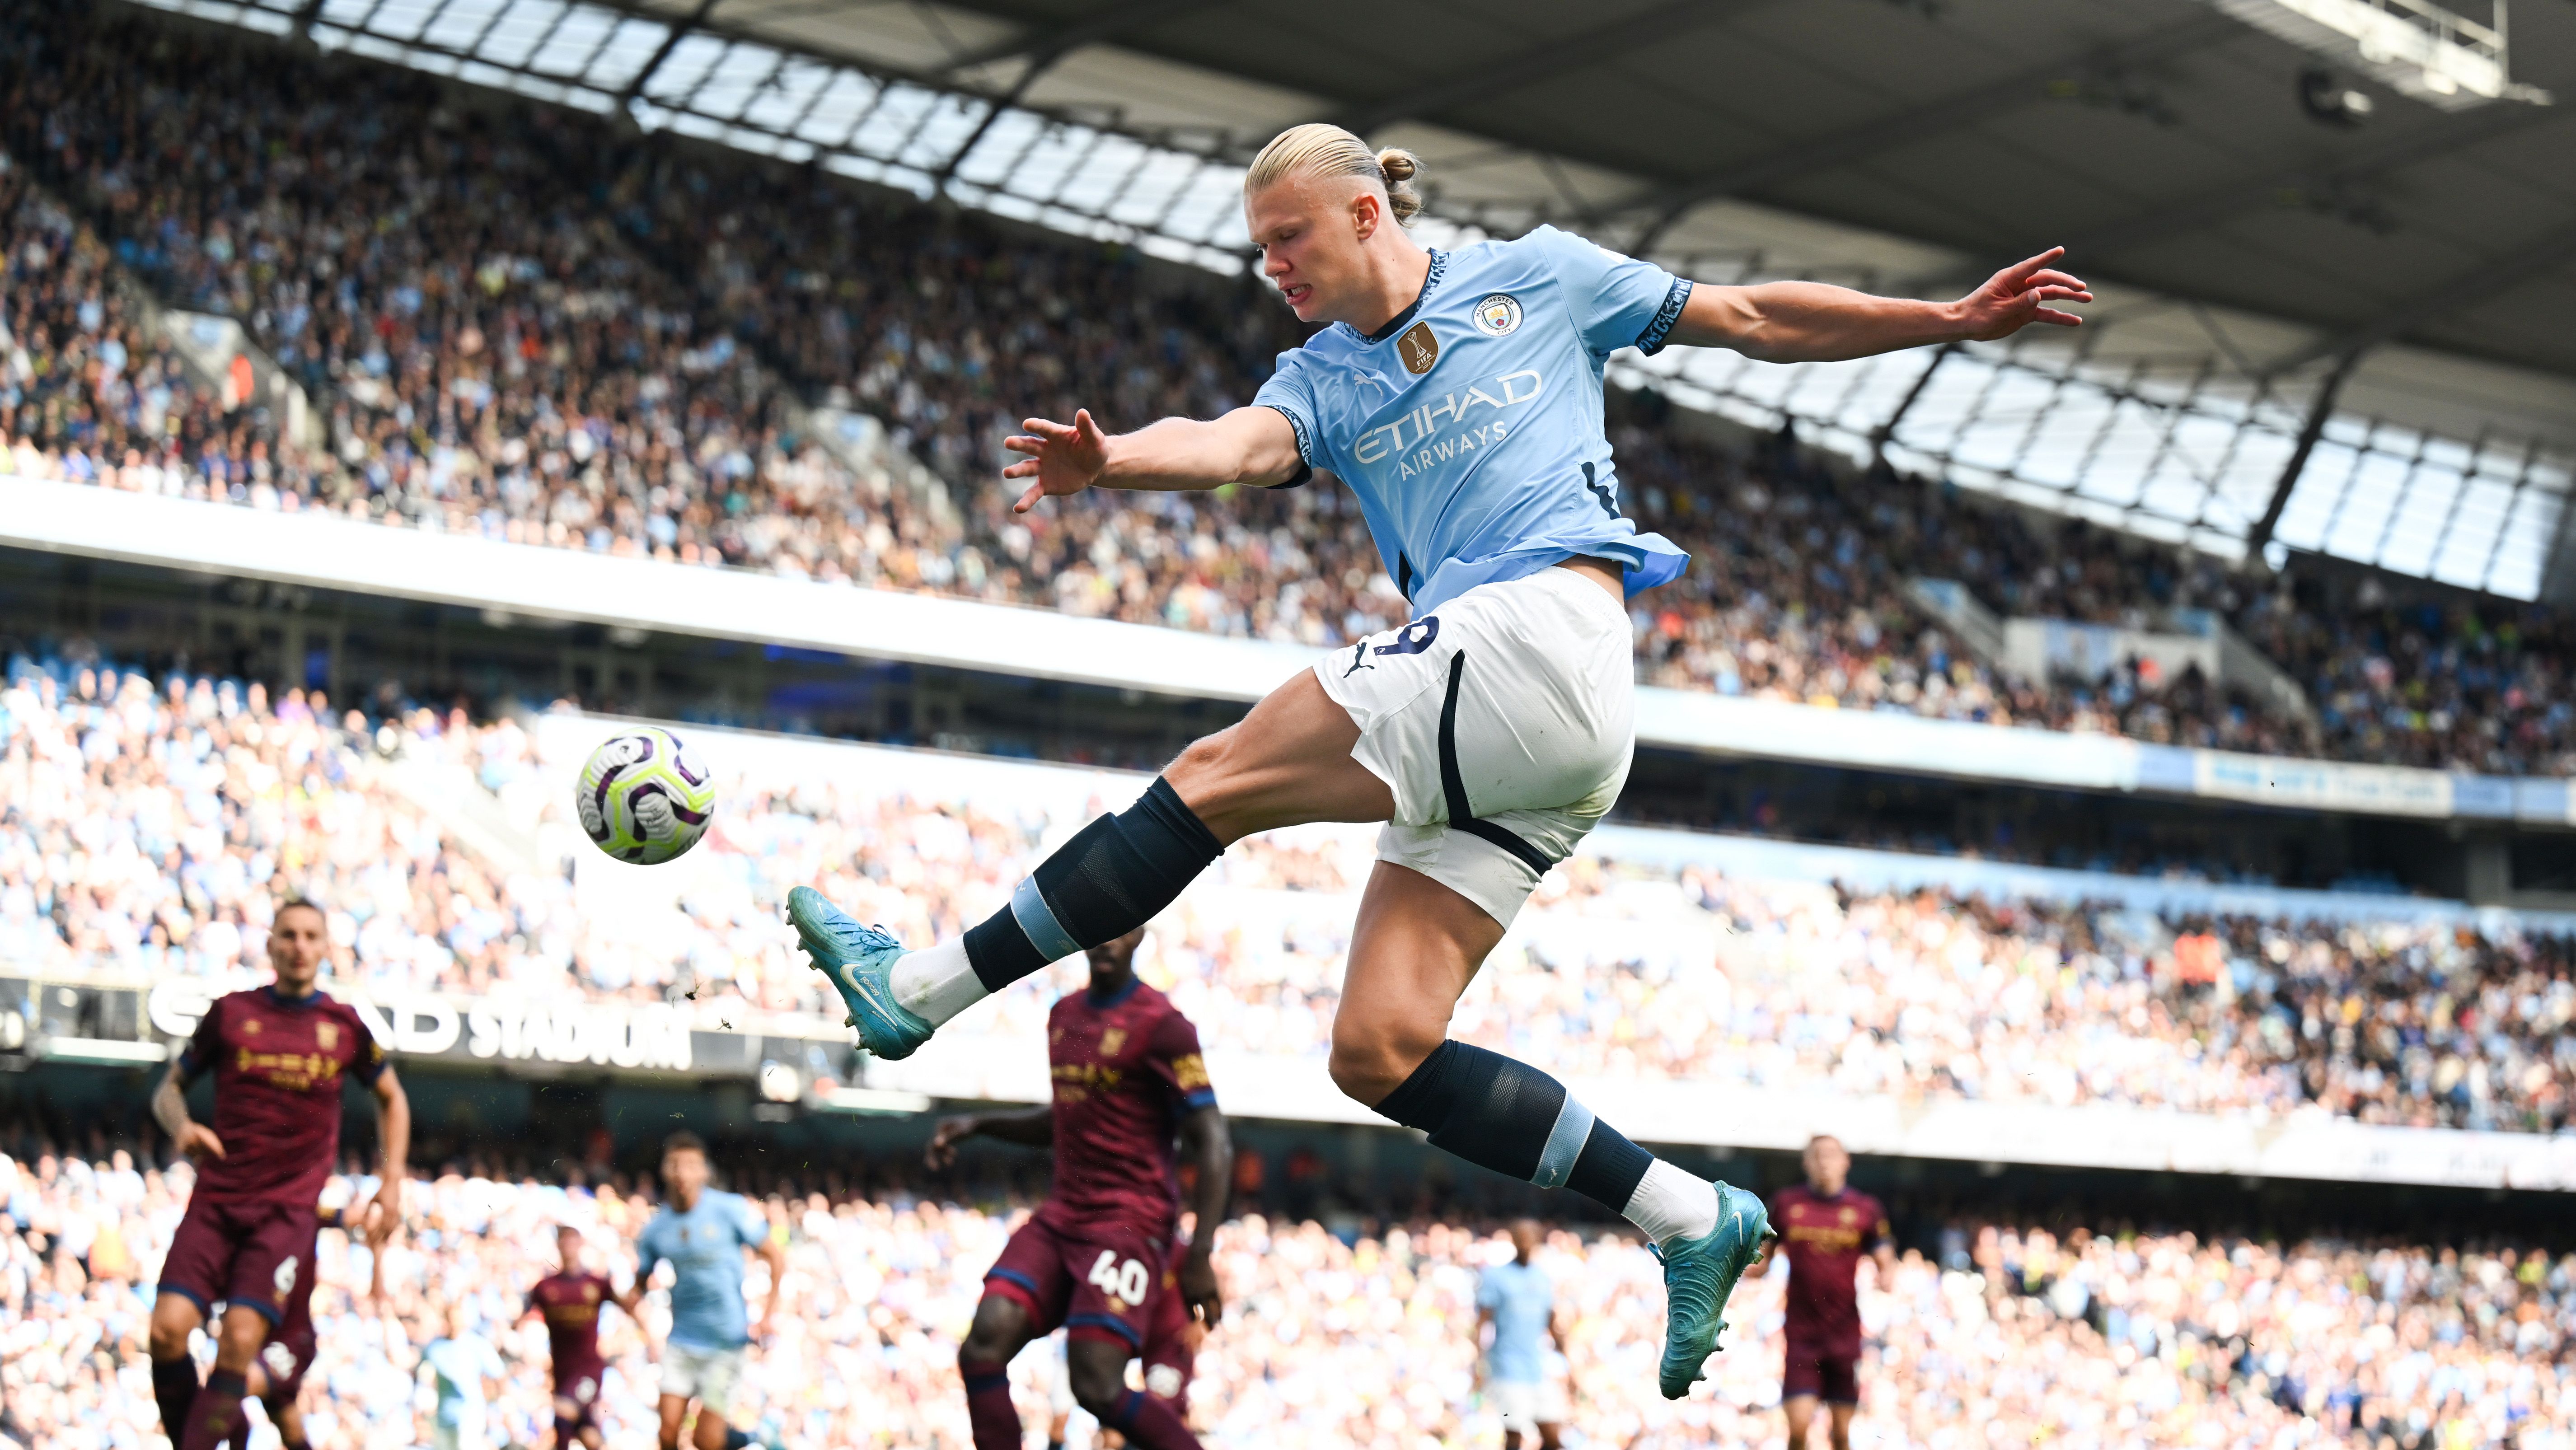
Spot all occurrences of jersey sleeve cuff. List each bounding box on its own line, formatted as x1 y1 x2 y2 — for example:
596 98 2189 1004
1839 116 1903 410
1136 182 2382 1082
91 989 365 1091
1257 402 1316 483
1182 1089 1219 1112
1635 277 1692 356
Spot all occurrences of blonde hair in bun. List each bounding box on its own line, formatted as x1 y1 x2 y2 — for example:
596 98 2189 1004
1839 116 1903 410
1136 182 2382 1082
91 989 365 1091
1246 123 1425 224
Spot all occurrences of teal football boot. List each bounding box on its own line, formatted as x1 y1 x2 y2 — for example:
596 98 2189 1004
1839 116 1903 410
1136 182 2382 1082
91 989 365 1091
787 885 933 1060
1652 1179 1775 1399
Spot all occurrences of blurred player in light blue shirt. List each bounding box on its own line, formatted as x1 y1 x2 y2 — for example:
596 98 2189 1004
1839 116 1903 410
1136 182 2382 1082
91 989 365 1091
634 1134 784 1450
420 1306 505 1450
1476 1220 1566 1450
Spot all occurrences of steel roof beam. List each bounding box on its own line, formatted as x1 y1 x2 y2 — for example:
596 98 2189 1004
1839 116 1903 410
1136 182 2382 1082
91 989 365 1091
2267 216 2576 376
1338 0 1736 136
1600 13 2238 251
619 0 726 108
2065 102 2572 258
935 0 1222 78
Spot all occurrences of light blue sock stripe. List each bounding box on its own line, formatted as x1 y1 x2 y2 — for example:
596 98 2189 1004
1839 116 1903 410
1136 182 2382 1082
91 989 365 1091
1009 877 1082 963
1532 1094 1595 1189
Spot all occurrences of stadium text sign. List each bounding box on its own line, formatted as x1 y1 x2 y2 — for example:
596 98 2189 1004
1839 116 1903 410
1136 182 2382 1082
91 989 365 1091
145 980 693 1071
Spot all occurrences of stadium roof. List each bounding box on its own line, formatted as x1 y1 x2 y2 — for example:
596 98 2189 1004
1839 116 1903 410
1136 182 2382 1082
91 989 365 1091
132 0 2576 597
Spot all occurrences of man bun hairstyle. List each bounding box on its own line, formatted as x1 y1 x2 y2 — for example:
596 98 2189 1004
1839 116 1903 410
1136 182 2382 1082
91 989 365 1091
1246 123 1425 224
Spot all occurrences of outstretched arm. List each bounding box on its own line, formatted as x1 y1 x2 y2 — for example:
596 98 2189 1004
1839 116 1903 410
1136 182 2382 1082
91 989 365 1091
923 1108 1054 1168
1003 406 1302 513
1668 248 2090 363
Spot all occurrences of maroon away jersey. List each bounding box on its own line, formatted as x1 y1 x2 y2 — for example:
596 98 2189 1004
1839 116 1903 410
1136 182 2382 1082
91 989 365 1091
1771 1186 1891 1353
1038 980 1217 1239
529 1271 614 1375
182 988 386 1205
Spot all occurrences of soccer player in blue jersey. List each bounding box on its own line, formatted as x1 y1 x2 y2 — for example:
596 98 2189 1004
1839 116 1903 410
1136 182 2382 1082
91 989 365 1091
636 1134 786 1450
790 121 2088 1399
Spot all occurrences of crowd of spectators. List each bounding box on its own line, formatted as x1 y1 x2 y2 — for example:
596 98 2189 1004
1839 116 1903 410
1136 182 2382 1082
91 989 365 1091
0 152 277 500
0 1141 2569 1450
6 664 2572 1132
10 0 2576 773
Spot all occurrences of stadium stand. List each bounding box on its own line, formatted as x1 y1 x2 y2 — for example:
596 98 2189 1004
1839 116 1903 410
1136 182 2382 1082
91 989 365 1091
6 664 2570 1133
7 0 2576 776
0 1144 2567 1450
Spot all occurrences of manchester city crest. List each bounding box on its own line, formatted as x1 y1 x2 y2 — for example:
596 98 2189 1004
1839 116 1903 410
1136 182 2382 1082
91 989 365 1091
1471 293 1522 337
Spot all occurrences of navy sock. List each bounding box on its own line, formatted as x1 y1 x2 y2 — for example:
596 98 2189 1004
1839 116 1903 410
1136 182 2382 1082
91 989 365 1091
1104 1388 1201 1450
963 776 1222 991
151 1355 201 1441
179 1369 248 1450
723 1431 752 1450
960 1356 1020 1450
1374 1041 1654 1213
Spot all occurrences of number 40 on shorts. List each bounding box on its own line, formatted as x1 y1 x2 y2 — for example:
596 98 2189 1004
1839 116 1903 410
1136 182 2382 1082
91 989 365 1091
1087 1250 1150 1303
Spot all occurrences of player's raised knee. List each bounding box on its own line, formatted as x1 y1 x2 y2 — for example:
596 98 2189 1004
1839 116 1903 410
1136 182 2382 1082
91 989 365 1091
1164 729 1243 808
1327 1015 1443 1107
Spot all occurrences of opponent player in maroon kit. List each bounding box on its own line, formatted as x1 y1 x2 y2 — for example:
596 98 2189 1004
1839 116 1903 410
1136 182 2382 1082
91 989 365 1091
926 926 1232 1450
147 899 411 1450
1752 1136 1895 1450
520 1224 645 1450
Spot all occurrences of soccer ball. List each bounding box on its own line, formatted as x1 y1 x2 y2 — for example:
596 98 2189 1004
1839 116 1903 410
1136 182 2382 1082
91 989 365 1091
575 726 716 865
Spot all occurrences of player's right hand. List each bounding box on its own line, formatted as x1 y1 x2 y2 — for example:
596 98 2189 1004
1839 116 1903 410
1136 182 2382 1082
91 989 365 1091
923 1115 979 1169
176 1123 226 1160
1002 409 1109 514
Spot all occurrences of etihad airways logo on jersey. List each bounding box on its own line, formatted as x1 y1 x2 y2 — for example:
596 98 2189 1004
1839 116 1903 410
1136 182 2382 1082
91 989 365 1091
1351 369 1543 477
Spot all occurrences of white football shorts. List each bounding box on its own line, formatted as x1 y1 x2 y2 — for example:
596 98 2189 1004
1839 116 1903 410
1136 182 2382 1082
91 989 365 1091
1489 1376 1569 1430
660 1342 746 1420
1315 562 1633 926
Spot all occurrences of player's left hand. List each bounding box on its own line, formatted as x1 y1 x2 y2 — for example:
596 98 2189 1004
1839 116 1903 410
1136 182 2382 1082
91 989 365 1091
1950 248 2091 340
1002 408 1110 514
1179 1247 1222 1329
363 1178 403 1247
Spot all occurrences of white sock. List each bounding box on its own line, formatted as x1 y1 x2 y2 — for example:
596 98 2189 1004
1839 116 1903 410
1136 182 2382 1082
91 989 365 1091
889 938 987 1027
1622 1159 1720 1246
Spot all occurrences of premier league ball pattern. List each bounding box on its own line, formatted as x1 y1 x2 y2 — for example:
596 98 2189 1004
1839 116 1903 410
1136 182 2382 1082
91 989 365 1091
576 726 717 864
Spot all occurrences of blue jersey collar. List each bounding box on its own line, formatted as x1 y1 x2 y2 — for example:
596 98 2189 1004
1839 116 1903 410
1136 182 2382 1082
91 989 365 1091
1352 250 1447 344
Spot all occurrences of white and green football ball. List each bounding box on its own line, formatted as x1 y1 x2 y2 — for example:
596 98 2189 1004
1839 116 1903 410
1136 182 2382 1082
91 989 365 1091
575 726 717 864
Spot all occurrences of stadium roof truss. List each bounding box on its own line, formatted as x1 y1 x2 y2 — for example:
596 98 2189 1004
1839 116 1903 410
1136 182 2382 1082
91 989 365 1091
128 0 2576 600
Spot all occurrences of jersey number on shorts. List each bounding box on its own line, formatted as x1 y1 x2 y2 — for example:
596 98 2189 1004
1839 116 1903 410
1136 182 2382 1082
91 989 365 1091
1087 1251 1150 1304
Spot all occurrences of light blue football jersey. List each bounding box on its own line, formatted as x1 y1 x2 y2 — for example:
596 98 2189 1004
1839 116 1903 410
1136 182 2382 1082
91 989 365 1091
635 1189 770 1350
1252 225 1693 616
